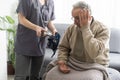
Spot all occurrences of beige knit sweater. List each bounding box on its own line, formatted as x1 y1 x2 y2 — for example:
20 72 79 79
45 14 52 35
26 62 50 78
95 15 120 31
58 20 110 67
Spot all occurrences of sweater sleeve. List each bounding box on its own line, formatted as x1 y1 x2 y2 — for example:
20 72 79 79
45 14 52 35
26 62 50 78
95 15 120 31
57 26 72 63
81 24 110 59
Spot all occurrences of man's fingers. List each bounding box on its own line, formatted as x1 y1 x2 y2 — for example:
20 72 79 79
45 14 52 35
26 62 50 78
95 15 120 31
79 9 89 27
62 68 70 73
59 65 70 73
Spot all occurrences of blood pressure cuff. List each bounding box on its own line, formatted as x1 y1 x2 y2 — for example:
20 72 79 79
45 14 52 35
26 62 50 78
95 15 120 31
47 32 61 57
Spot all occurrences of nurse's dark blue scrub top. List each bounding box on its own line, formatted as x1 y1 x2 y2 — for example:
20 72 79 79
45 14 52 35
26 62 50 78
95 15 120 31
15 0 55 56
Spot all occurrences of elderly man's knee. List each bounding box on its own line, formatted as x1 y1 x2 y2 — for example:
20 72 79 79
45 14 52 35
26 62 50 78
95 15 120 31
88 75 103 80
85 70 103 80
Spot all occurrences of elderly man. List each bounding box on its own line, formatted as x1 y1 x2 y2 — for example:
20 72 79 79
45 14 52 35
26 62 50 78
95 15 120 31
44 1 110 80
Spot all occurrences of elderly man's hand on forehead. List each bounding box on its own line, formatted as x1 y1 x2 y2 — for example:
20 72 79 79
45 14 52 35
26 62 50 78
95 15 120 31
72 8 90 27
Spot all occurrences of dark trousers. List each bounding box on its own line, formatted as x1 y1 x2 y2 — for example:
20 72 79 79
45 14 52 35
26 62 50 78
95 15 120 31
14 54 44 80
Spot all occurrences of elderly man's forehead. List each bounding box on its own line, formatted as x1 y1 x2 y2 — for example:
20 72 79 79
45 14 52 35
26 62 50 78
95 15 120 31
72 8 90 17
72 8 81 16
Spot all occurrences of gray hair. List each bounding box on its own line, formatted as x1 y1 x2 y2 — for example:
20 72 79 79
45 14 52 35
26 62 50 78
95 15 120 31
73 1 92 15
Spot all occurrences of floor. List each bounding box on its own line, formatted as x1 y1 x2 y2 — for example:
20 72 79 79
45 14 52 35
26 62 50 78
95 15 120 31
8 75 14 80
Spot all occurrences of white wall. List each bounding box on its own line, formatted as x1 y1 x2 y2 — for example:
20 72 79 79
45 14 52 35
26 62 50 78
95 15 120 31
0 0 18 16
0 0 17 80
0 31 7 80
53 0 120 28
0 0 119 27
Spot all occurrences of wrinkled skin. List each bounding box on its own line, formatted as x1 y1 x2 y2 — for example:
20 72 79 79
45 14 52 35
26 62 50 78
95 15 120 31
71 8 92 28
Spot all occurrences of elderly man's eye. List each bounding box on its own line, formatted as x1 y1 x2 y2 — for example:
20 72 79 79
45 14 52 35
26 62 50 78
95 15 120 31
75 16 79 20
71 16 79 21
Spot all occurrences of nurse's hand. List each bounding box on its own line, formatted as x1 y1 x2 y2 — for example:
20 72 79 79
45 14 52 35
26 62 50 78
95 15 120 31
36 26 47 37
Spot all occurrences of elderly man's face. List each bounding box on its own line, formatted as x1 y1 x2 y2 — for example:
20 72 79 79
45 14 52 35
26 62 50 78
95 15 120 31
72 8 91 27
72 8 81 26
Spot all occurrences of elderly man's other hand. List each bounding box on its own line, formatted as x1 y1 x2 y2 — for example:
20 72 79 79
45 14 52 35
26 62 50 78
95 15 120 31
58 61 70 73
